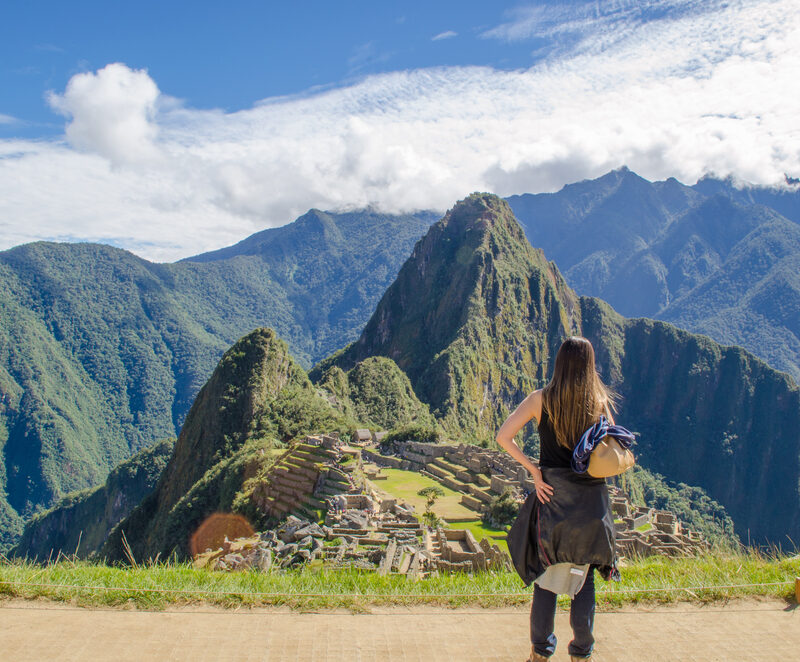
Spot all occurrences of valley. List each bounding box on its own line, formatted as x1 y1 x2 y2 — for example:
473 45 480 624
8 193 797 564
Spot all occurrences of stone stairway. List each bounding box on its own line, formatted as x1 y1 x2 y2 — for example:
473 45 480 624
318 466 359 497
427 530 444 560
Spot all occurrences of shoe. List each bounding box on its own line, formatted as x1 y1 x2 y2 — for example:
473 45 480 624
526 646 550 661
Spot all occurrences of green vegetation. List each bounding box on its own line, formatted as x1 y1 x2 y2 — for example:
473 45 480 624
483 488 520 529
615 466 736 544
378 469 475 521
11 323 473 561
600 552 800 607
382 423 443 444
0 500 23 552
5 185 800 558
0 552 796 610
319 192 800 544
315 356 436 432
100 329 354 563
508 168 800 381
582 298 800 545
417 486 445 528
10 438 174 560
0 209 434 548
320 194 577 445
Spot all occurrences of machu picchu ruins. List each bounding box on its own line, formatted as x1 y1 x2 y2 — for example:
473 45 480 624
197 431 713 575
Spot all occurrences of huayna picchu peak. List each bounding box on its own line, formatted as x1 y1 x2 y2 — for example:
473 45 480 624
312 193 580 444
4 183 800 556
315 193 799 545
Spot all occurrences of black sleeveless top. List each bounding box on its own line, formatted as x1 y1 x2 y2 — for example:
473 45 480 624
537 407 575 469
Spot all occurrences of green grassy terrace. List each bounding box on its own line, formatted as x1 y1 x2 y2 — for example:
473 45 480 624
1 553 797 611
375 468 508 552
378 468 476 520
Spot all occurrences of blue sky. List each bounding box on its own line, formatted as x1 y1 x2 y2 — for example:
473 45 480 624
1 1 799 260
1 1 555 136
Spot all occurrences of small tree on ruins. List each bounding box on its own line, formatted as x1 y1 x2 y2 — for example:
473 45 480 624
483 487 520 529
417 486 445 528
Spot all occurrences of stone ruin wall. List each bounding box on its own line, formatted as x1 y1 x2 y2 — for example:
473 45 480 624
202 433 714 575
381 439 712 560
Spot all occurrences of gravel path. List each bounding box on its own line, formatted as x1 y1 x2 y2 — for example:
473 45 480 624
1 599 796 661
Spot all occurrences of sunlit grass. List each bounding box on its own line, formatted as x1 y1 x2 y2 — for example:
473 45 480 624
379 468 475 520
1 550 796 611
593 551 799 608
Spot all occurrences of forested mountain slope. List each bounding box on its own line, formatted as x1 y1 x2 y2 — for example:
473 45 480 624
507 168 800 379
0 210 434 548
10 438 174 560
98 326 437 562
4 170 799 550
319 194 800 544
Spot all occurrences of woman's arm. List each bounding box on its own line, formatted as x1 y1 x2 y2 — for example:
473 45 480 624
495 389 553 503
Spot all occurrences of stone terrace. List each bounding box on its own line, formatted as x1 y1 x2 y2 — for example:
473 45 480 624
368 439 711 560
203 433 712 574
249 435 358 521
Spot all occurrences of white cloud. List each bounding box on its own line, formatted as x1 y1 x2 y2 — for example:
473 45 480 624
0 114 18 124
432 30 458 41
483 0 712 47
1 0 799 261
47 63 162 165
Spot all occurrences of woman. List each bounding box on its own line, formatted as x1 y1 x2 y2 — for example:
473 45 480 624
496 336 618 662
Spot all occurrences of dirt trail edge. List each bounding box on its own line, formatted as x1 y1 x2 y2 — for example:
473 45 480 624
0 600 796 661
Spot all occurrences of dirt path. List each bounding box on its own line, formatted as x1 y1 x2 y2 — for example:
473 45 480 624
1 599 796 661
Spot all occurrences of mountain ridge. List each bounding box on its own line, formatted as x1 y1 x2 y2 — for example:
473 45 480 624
0 210 435 549
507 169 800 379
318 193 800 544
3 170 800 549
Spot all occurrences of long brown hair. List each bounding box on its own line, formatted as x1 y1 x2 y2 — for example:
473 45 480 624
542 336 616 449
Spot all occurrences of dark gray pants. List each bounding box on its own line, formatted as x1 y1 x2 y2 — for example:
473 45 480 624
530 568 595 659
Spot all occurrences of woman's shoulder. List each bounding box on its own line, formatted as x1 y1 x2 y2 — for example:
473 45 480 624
512 389 544 425
528 389 544 423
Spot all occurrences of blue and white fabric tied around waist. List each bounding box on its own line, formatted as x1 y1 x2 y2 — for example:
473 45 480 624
571 415 636 474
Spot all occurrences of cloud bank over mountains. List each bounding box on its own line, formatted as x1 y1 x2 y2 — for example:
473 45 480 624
1 0 798 261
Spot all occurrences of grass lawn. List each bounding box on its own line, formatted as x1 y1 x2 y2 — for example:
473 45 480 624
0 552 797 610
377 468 477 521
373 470 507 552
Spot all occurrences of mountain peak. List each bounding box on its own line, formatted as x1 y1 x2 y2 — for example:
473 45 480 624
429 192 539 268
315 194 579 441
442 192 515 232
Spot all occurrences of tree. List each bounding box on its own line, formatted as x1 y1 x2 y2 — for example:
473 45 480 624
417 486 445 528
482 487 520 528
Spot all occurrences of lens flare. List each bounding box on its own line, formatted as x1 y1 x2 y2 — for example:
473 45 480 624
189 513 255 557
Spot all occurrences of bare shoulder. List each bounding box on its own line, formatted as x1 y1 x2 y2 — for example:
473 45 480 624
521 389 543 423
